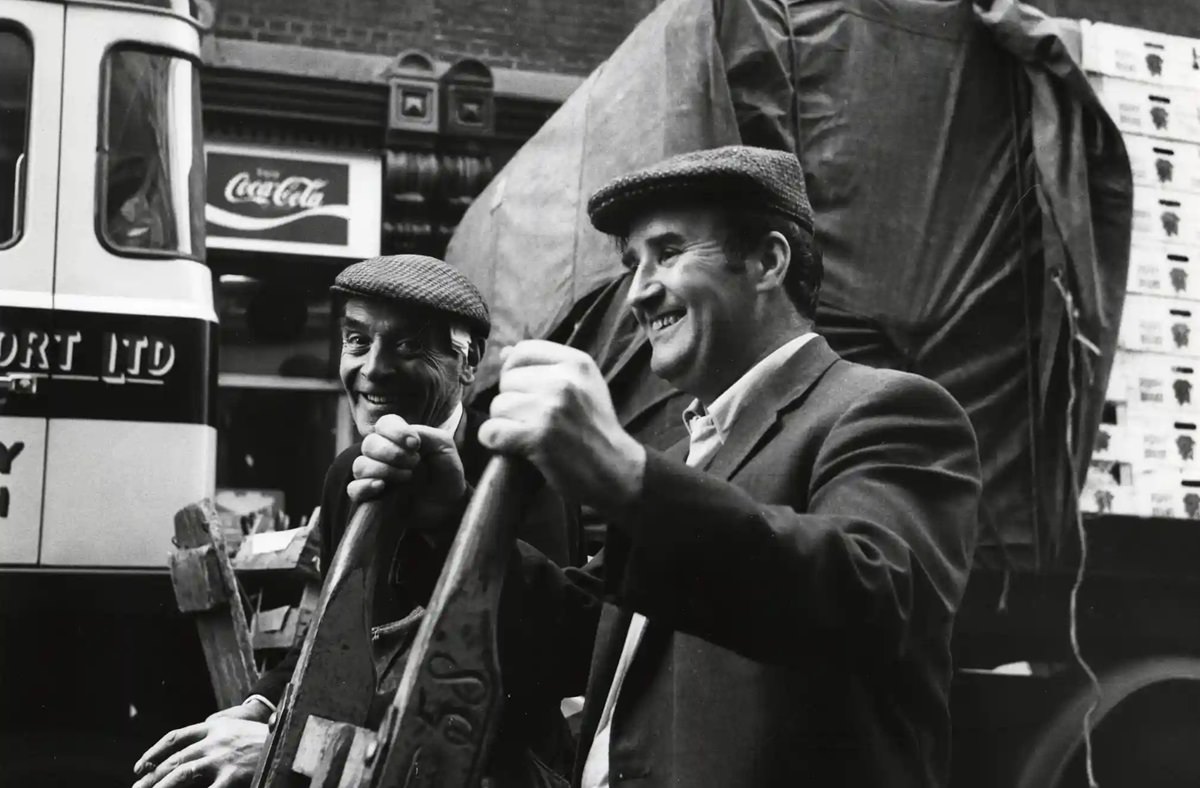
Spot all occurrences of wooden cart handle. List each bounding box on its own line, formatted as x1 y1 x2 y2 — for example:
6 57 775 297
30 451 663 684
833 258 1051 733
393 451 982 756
253 497 390 788
366 455 540 788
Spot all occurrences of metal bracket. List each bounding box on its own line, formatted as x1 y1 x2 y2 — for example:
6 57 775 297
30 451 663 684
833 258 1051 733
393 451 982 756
0 373 39 402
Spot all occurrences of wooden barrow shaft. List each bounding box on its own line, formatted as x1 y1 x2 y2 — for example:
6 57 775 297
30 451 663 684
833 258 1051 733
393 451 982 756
363 456 539 788
253 498 389 788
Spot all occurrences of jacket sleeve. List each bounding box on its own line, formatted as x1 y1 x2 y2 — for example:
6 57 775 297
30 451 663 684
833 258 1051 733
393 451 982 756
601 373 981 666
499 541 607 702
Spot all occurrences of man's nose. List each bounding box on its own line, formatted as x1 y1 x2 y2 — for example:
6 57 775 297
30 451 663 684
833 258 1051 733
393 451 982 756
626 261 663 313
360 338 390 379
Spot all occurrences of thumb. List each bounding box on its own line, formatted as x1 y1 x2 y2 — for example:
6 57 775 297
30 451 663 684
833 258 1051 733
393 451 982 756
408 424 457 455
347 478 386 503
477 416 537 457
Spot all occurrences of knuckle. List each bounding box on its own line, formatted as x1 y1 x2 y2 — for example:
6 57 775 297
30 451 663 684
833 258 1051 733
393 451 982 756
552 386 573 412
489 394 510 420
565 366 587 392
532 416 553 444
351 455 370 476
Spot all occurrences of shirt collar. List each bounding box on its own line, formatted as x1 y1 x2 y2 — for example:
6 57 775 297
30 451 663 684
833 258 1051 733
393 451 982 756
436 401 465 436
683 332 818 443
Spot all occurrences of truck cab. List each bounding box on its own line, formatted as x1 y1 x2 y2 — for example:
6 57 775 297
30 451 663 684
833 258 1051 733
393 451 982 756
0 0 215 569
0 2 217 780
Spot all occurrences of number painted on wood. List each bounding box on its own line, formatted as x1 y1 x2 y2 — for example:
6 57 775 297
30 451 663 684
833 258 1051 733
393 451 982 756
412 651 489 746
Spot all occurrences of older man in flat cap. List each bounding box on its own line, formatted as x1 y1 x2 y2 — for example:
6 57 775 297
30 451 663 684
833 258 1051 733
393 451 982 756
133 255 575 788
355 146 982 786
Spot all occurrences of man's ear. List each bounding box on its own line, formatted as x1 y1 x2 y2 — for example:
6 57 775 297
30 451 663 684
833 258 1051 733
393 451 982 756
752 230 791 294
460 338 485 385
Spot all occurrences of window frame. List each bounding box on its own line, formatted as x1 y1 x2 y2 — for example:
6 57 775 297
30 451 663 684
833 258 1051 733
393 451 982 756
94 41 205 262
0 22 35 251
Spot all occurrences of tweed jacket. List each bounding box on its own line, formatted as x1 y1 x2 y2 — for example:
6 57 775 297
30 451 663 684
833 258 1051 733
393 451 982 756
517 336 982 787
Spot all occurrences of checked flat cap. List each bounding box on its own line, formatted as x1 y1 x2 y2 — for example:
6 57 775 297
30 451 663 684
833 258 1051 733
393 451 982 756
587 145 813 236
332 254 491 338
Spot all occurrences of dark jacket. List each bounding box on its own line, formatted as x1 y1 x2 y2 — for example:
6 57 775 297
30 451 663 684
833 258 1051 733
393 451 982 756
516 337 982 787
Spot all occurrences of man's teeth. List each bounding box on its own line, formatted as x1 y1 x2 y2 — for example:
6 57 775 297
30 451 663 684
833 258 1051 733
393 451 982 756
651 314 682 331
361 393 399 405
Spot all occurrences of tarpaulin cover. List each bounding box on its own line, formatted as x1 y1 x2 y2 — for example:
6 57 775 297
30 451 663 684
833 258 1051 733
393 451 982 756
447 0 1132 570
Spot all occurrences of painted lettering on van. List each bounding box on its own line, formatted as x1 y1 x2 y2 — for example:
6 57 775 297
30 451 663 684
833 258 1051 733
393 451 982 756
0 329 86 372
103 333 176 379
0 328 176 383
0 440 24 518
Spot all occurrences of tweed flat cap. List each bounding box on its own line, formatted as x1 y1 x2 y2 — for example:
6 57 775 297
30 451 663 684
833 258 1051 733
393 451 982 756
332 254 490 338
587 145 813 236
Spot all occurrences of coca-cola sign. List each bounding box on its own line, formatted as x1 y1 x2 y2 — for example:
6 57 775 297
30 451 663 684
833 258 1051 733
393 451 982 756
205 145 380 258
223 172 330 211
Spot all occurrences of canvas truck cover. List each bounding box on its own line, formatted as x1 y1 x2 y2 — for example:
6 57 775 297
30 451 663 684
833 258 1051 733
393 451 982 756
447 0 1132 570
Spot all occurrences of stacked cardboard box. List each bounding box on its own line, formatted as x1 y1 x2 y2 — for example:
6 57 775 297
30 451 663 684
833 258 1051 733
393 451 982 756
1081 22 1200 518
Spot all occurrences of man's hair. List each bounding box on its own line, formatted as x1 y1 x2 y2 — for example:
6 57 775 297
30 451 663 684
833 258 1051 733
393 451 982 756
721 209 823 319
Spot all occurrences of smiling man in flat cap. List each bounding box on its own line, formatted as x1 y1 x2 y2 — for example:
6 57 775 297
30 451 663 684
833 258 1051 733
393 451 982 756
134 255 574 788
355 146 983 786
548 145 983 785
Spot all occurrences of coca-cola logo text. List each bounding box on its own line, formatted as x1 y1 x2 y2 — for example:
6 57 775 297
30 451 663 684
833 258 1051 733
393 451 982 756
224 169 330 212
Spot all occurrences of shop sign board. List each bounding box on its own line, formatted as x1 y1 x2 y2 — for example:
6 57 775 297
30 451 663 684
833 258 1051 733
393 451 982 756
205 143 381 258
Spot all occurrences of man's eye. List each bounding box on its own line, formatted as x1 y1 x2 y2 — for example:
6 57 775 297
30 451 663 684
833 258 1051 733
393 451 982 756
660 247 682 263
342 333 369 349
394 338 425 356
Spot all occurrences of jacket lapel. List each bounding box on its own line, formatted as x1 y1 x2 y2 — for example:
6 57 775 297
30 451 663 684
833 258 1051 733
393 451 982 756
704 336 840 481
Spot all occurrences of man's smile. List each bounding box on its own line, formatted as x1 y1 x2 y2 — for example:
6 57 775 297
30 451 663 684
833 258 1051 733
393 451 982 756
359 392 403 406
648 310 685 333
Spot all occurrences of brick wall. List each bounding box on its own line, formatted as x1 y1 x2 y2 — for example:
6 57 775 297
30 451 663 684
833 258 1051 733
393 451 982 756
214 0 662 76
212 0 1200 80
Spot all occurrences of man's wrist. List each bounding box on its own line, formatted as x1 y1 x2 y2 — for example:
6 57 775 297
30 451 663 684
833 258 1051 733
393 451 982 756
242 694 276 720
611 437 647 509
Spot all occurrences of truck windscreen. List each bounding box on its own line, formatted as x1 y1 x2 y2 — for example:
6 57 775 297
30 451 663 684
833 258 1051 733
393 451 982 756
0 26 31 248
99 46 204 259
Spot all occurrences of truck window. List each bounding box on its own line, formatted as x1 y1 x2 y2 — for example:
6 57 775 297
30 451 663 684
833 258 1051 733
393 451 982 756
98 46 204 258
0 27 32 248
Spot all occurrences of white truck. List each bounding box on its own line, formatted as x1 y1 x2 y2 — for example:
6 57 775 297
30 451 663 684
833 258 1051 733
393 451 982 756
1 0 217 780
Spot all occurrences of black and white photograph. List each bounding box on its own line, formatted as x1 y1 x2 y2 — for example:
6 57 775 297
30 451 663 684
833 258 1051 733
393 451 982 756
2 0 1199 785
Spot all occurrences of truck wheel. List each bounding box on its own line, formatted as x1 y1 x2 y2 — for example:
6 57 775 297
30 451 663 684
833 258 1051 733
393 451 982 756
1015 657 1200 788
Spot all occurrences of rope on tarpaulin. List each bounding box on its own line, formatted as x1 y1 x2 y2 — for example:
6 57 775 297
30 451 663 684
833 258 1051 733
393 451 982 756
1006 61 1037 585
1052 268 1103 788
